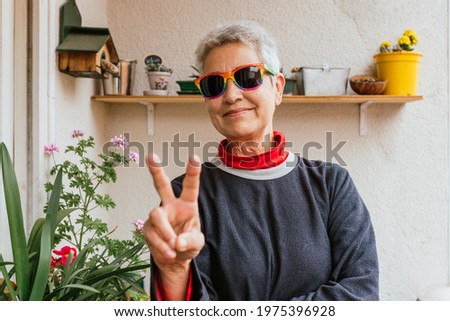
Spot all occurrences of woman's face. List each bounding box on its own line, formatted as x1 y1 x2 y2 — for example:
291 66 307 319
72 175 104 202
202 42 285 143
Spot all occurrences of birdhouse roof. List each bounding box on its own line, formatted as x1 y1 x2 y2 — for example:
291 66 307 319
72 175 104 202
56 26 119 63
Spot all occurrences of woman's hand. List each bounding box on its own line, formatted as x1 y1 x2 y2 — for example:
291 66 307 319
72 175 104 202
143 154 204 299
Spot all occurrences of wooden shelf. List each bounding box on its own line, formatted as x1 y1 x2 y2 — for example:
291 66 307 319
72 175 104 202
91 95 423 136
92 94 422 105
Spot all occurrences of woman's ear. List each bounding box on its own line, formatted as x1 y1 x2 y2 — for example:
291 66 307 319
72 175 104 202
274 74 285 106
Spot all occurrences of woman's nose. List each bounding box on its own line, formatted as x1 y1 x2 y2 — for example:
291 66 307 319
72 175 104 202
222 78 243 103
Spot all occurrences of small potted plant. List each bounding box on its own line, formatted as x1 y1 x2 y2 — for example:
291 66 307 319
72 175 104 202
176 65 201 94
279 67 296 96
373 29 422 95
144 54 172 96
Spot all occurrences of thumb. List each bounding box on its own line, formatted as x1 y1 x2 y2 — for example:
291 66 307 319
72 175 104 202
175 230 205 252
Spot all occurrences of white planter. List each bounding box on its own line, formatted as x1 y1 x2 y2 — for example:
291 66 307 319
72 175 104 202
143 89 169 96
146 71 171 93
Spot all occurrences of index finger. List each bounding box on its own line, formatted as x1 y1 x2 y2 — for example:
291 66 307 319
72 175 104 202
180 155 201 202
146 154 176 205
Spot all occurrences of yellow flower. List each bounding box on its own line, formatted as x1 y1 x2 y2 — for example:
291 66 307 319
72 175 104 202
398 35 411 45
379 29 418 53
379 41 391 53
398 35 412 51
403 29 418 45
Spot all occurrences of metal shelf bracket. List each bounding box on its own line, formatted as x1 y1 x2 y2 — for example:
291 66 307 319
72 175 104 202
138 101 155 136
359 101 373 137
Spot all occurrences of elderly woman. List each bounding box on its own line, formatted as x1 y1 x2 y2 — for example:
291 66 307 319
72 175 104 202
143 20 379 301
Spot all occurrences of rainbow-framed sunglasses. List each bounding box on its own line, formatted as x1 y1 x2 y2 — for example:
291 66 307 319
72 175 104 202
194 63 277 99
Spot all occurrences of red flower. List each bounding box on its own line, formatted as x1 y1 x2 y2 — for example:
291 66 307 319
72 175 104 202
53 246 77 266
51 256 61 268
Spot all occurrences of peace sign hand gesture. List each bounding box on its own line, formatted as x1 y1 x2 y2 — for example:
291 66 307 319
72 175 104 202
143 154 204 300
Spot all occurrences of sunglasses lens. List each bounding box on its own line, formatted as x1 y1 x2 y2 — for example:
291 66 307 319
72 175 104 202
234 66 263 89
199 75 224 98
198 65 266 98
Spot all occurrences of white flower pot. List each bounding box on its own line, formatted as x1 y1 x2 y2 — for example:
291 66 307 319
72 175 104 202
146 71 171 94
143 89 169 96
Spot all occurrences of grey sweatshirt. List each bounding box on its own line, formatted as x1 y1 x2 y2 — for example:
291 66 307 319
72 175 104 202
151 152 379 300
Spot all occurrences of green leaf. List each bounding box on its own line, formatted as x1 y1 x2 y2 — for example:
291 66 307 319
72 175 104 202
0 254 18 301
27 208 76 255
111 241 146 265
60 283 100 293
26 218 45 284
27 218 45 253
44 282 100 301
0 143 30 300
84 263 151 286
29 168 63 300
60 266 90 287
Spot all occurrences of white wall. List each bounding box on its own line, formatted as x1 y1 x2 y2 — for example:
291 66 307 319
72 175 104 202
51 0 109 217
54 0 108 151
51 0 449 300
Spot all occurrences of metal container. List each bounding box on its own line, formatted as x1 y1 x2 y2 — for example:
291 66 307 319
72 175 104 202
102 76 119 95
118 59 137 95
295 64 350 95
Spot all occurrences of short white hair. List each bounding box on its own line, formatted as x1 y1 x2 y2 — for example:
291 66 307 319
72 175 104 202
194 20 281 74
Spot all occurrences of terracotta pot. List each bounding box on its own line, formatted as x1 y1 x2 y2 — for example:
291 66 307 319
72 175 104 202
0 278 16 301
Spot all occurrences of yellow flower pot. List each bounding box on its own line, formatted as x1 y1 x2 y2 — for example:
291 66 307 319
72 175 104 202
373 51 422 95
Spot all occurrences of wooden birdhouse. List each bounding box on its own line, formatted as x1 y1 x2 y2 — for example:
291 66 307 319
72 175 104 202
56 26 119 78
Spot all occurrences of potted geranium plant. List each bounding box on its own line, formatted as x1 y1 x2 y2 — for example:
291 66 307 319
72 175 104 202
0 131 150 301
144 54 172 96
373 29 422 95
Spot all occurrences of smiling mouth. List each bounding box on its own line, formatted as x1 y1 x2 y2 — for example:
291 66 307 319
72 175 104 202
223 108 253 117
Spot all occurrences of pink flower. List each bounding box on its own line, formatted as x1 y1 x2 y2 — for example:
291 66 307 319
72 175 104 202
132 219 145 232
44 143 60 155
110 135 128 149
71 129 85 138
129 151 139 163
53 246 77 266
